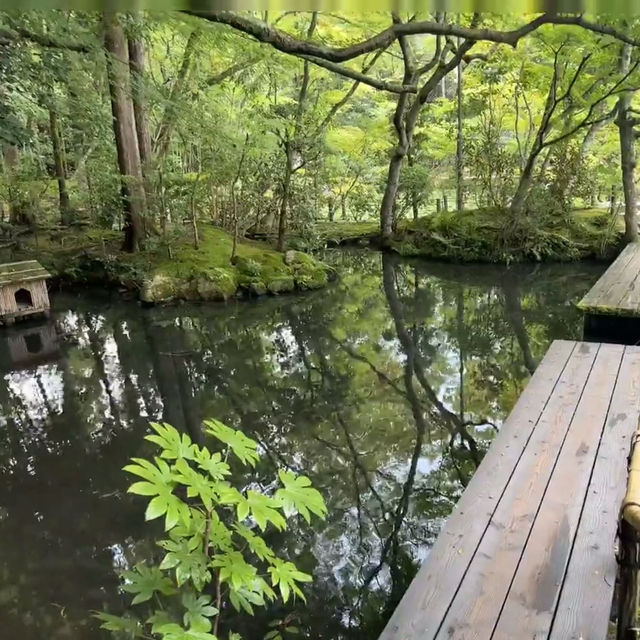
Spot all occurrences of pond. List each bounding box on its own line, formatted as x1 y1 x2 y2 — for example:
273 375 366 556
0 251 604 640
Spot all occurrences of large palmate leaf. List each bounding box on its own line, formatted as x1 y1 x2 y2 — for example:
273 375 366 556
275 470 327 523
267 560 312 603
94 612 143 638
237 490 286 532
181 592 219 632
204 420 259 467
121 564 176 605
146 422 198 461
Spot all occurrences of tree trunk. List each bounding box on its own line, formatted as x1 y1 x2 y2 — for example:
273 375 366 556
407 152 419 221
380 150 405 243
617 43 638 243
103 12 146 252
128 34 154 211
48 104 71 225
456 45 464 212
277 156 292 252
3 144 21 224
510 152 538 217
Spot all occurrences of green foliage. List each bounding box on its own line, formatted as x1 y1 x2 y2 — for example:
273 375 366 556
96 420 326 640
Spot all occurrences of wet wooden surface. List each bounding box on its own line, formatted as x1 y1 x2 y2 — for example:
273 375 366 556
378 340 640 640
578 243 640 317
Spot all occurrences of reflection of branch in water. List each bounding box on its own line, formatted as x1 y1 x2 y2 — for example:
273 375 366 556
382 255 481 468
329 334 407 400
502 278 537 375
336 414 388 517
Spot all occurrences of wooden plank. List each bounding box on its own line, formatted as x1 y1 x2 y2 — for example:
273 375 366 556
491 343 625 640
579 243 640 316
578 244 637 312
378 340 577 640
549 345 640 640
432 342 600 640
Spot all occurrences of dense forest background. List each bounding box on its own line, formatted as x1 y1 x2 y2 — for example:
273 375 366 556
1 11 640 262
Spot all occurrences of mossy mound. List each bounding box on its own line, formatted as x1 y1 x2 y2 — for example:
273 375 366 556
7 224 333 304
391 207 623 263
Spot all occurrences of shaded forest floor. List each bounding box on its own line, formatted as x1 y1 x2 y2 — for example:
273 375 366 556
314 207 623 263
2 224 333 304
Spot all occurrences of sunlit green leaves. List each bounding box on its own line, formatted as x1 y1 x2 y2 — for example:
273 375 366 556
275 470 327 523
147 422 198 460
237 490 286 531
104 419 323 640
121 564 176 605
267 560 312 603
234 524 276 562
204 419 259 467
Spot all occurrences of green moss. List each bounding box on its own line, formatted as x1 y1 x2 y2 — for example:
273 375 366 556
394 207 622 263
267 276 295 294
9 224 332 304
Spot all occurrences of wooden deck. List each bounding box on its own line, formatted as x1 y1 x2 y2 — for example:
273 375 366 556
379 340 640 640
578 242 640 318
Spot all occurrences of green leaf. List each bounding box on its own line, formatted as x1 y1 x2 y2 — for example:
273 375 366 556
267 559 311 603
121 564 175 605
173 457 216 511
159 539 211 590
238 491 286 532
182 592 219 632
153 621 218 640
233 524 276 563
146 422 198 460
94 612 142 638
194 448 231 481
148 610 174 634
275 470 327 523
211 550 257 590
204 420 259 467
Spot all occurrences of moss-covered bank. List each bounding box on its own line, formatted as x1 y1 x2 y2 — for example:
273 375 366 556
315 208 622 263
6 225 334 304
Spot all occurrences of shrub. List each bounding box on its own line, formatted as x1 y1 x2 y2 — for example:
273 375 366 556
96 420 327 640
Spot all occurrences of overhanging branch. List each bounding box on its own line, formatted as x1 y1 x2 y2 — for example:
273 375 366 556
0 26 88 52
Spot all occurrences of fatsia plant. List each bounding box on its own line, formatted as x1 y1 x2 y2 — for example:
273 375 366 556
96 420 327 640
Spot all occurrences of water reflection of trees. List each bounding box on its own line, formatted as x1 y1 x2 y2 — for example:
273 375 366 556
0 255 598 639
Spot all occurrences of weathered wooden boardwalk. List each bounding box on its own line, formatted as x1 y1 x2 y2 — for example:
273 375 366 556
379 340 640 640
578 243 640 342
579 243 640 317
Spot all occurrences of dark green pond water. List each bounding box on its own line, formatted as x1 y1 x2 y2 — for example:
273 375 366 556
0 251 604 640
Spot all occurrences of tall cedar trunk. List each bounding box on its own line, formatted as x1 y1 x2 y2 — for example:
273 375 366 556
128 35 154 211
456 45 464 212
103 12 146 252
154 30 200 159
3 144 21 224
48 104 71 225
617 43 638 243
277 155 292 252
